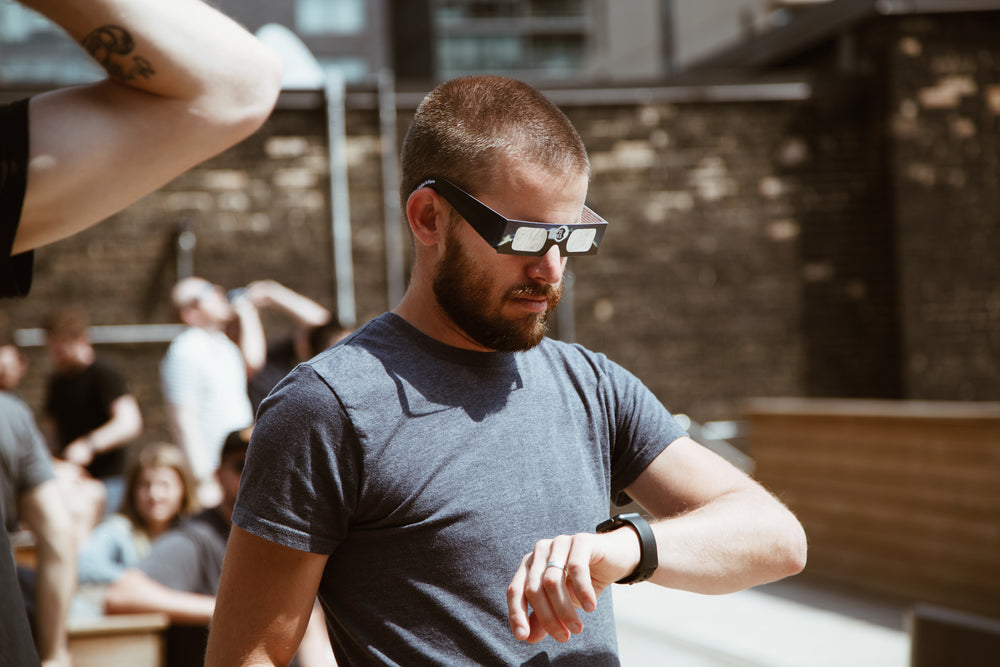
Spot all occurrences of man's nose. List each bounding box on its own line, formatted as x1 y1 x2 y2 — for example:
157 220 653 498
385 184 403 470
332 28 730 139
526 245 565 285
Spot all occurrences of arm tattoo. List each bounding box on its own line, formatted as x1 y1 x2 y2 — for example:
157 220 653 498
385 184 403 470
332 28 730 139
82 25 156 82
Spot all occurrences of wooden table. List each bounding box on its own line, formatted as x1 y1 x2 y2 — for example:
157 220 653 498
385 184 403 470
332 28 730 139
69 612 169 667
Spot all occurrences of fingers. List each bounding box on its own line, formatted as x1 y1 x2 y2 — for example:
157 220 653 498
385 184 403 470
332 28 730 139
530 535 579 642
507 533 602 644
507 554 533 641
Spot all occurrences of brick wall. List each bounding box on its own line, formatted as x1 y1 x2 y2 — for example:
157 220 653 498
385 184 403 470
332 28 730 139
3 10 998 444
880 13 1000 401
565 100 818 417
0 92 889 440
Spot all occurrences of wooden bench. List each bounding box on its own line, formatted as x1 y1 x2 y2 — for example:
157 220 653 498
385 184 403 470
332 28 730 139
10 529 36 568
747 398 1000 617
69 612 169 667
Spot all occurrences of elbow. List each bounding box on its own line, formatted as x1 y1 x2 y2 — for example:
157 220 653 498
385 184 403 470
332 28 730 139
103 574 141 615
128 412 145 441
245 356 266 378
103 580 128 615
775 514 808 579
217 45 283 140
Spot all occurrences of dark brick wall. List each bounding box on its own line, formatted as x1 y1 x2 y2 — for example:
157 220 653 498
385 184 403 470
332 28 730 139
880 13 1000 401
3 105 385 441
562 101 810 419
3 10 998 445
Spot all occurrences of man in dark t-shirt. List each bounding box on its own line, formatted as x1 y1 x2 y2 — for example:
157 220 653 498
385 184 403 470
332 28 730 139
43 306 143 514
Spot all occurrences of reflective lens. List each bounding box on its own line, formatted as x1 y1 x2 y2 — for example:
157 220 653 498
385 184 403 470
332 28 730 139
511 227 548 252
418 177 607 256
565 228 597 253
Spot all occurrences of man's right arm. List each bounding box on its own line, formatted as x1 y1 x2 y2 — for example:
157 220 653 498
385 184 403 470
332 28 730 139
206 526 330 666
13 0 282 254
62 393 143 467
19 479 75 667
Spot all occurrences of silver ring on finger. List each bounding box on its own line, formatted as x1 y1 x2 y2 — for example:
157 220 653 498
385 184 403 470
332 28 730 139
545 561 568 576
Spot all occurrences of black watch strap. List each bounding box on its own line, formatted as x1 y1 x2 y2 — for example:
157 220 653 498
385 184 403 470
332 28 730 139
595 512 658 584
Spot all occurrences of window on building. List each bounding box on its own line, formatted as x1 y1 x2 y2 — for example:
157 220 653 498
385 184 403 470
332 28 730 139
296 0 366 35
436 0 585 20
433 0 589 78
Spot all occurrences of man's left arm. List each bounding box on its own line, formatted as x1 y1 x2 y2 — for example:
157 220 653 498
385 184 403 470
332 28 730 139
618 436 807 591
508 436 807 644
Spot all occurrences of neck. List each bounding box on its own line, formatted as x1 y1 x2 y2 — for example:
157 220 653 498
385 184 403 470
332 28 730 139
393 288 491 352
146 520 170 540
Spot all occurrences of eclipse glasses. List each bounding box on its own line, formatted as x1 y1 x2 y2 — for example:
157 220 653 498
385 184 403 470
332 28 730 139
418 177 607 257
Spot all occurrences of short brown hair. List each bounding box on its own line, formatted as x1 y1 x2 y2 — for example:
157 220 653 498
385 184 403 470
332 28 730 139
44 306 90 339
399 75 590 209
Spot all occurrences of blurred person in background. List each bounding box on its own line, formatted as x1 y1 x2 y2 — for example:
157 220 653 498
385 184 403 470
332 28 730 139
239 279 351 412
161 277 263 506
104 428 335 667
43 305 143 516
0 327 75 667
0 0 281 299
74 441 198 618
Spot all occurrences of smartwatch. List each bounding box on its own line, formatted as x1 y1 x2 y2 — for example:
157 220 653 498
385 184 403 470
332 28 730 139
595 512 658 584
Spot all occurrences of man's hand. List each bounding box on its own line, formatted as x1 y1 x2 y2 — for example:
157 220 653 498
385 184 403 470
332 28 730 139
62 437 94 466
506 528 640 643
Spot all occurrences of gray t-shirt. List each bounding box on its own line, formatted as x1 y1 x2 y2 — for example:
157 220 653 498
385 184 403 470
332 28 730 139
0 391 54 531
235 313 687 666
139 508 229 667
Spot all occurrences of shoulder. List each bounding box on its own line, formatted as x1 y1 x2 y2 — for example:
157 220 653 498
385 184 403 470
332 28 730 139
163 327 200 356
294 315 397 389
89 357 125 379
0 391 32 417
533 338 619 378
0 392 43 439
255 363 341 434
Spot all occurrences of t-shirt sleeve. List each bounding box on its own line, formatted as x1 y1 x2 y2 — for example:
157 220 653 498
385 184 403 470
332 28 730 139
0 98 33 299
233 364 359 555
1 395 53 530
94 360 130 408
599 355 688 504
11 401 55 495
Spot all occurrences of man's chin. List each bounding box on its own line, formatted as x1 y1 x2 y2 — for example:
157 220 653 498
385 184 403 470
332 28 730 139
479 314 550 352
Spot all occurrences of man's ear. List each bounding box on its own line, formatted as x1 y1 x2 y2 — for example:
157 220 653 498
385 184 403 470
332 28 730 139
405 187 448 248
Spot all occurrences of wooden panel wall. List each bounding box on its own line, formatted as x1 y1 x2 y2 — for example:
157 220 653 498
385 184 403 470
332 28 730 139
746 398 1000 617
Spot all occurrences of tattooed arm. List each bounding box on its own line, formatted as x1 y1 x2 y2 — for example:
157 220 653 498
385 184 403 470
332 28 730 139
11 0 282 254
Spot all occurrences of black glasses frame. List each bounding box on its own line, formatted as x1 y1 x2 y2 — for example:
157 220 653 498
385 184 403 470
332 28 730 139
417 177 607 257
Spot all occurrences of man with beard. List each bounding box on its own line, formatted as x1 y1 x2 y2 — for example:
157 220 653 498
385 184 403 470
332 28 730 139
206 75 807 666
